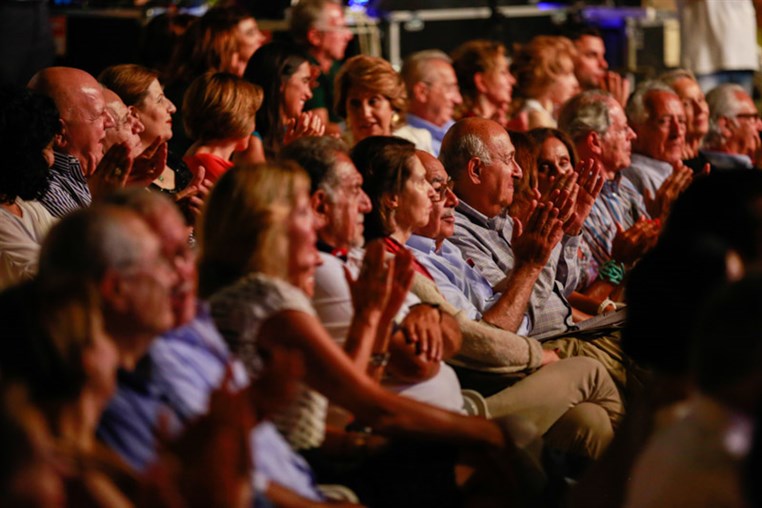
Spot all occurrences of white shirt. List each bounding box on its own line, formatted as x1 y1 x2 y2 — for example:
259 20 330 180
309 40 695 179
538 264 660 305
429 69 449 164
0 198 56 290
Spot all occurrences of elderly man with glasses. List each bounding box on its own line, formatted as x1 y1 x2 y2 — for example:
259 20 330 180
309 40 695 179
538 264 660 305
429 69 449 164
701 83 762 170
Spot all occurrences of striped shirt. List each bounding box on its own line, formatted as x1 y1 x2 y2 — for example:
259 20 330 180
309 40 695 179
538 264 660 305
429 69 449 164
622 153 673 201
579 174 649 289
39 151 91 218
449 200 576 338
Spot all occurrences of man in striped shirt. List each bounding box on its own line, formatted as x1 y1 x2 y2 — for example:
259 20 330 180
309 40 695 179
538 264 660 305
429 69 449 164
559 90 660 290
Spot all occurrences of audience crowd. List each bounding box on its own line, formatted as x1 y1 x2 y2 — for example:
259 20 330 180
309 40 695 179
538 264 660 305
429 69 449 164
2 1 762 507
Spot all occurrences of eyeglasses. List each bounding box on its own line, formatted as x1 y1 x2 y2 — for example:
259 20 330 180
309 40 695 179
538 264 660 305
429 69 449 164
736 112 760 122
431 178 455 202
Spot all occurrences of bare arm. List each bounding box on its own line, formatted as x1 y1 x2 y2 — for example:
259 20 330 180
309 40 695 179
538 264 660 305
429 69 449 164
258 311 505 449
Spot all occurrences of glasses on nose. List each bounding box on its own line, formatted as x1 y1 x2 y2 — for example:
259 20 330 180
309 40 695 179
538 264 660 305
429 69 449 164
736 112 761 122
431 178 455 202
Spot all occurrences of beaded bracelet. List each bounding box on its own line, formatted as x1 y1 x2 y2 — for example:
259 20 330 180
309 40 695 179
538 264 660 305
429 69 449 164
598 260 626 285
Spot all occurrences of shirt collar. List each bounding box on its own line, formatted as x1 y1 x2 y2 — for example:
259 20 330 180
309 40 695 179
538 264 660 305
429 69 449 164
456 199 509 232
407 234 437 254
405 114 454 141
52 150 87 183
630 153 674 176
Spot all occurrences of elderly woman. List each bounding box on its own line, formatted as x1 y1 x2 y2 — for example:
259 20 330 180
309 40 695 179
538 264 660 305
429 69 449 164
450 39 516 128
99 64 208 224
334 54 434 152
199 162 506 457
511 35 580 129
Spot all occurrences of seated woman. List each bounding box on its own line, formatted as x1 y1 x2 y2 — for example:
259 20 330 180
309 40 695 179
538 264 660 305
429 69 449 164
98 64 209 224
0 86 60 289
240 42 325 163
450 39 516 128
182 72 263 184
199 162 508 450
511 36 580 129
333 54 434 152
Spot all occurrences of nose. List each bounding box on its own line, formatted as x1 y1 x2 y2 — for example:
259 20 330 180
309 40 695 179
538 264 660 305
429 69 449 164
627 126 637 141
359 189 372 213
167 99 177 114
361 101 373 119
452 88 463 105
103 110 115 129
600 56 609 71
445 186 459 207
513 161 523 179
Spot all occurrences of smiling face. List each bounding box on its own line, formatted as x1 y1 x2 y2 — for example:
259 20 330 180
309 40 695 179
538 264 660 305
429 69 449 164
391 155 436 236
281 61 313 120
62 84 114 170
135 79 176 148
632 90 686 164
288 189 320 297
480 128 523 216
346 88 394 142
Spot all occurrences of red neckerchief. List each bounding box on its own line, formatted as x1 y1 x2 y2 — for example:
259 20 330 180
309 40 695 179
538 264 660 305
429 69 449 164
383 237 434 281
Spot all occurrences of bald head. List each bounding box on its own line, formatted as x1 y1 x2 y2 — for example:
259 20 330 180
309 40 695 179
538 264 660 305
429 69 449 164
28 67 113 171
439 117 521 218
102 88 144 156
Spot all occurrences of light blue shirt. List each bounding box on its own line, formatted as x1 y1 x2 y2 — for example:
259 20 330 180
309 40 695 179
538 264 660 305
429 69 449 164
405 113 454 157
406 234 531 335
97 303 323 502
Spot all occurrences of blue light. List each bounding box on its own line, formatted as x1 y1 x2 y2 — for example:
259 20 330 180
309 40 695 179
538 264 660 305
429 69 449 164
348 0 370 8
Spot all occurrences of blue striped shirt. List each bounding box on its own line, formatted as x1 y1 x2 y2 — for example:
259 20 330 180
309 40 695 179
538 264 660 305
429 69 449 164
39 151 91 218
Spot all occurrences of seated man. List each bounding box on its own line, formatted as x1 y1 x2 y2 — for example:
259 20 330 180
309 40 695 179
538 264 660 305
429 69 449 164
441 117 632 391
28 67 115 217
660 69 709 161
282 135 623 462
701 83 762 170
621 80 693 204
566 24 629 106
558 90 659 302
398 50 463 156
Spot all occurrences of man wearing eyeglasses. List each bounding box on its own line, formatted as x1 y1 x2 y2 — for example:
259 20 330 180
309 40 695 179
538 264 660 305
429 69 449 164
400 50 463 157
290 0 353 136
701 83 762 170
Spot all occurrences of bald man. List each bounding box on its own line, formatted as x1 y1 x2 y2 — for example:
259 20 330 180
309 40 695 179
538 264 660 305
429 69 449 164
28 67 115 218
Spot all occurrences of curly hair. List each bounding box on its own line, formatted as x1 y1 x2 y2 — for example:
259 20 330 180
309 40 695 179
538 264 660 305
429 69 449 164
0 86 60 204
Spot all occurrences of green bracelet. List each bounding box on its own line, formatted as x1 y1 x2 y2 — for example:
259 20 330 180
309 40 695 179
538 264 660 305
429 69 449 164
598 260 625 285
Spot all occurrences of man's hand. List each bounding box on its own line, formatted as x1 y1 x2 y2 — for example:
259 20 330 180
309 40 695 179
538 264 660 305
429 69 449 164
564 159 605 235
540 348 560 366
512 201 564 269
128 137 167 188
610 218 660 265
600 71 630 107
644 163 692 222
87 142 132 199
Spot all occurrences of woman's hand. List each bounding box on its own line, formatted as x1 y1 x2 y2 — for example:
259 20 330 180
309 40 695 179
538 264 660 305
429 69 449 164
283 111 326 146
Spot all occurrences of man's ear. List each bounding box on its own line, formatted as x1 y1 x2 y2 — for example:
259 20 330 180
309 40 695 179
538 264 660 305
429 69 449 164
473 72 488 95
311 189 330 221
412 81 429 104
587 131 603 156
99 269 128 313
465 157 482 184
54 118 68 151
306 27 322 48
716 116 733 138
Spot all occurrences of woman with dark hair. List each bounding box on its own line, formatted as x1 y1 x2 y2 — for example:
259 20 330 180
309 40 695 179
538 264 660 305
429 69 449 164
0 85 60 288
240 42 325 162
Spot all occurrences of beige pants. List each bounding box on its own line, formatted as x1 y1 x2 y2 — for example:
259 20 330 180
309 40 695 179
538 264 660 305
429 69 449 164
484 356 624 459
